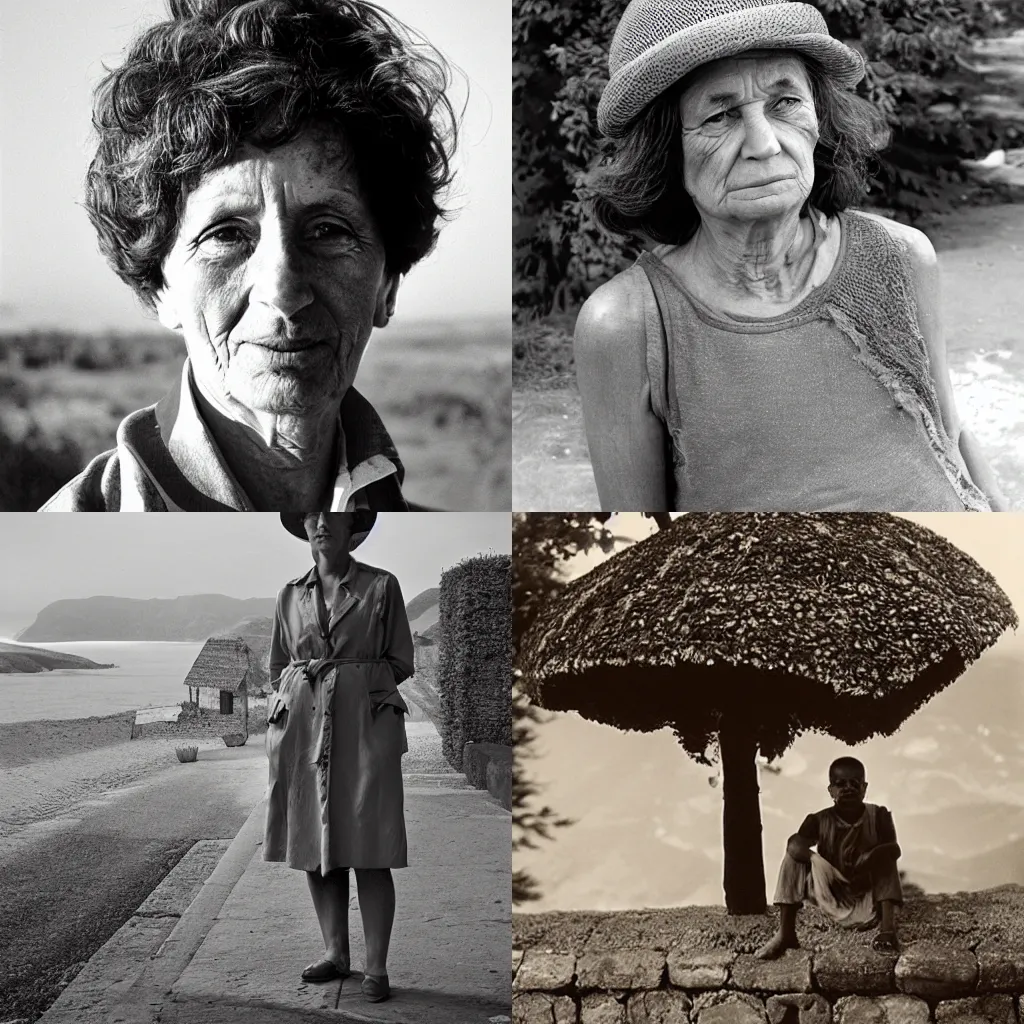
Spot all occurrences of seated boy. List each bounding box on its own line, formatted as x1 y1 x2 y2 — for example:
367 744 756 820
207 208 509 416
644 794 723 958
756 756 902 959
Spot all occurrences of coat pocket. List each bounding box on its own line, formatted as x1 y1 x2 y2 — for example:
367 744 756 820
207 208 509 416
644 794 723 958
267 691 290 725
368 687 408 718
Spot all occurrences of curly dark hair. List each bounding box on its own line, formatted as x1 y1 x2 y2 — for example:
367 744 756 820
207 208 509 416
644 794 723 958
588 54 890 245
86 0 459 305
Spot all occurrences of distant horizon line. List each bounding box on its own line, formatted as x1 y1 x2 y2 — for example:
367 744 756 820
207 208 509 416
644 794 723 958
0 312 511 336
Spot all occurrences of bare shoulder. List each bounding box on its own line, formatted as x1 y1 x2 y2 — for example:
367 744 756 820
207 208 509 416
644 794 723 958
855 211 938 271
573 268 649 366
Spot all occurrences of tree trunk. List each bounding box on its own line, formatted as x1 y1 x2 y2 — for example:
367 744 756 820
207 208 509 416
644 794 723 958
719 720 767 914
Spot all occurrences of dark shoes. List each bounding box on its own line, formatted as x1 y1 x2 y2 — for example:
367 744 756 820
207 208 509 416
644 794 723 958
302 959 389 1001
301 958 351 983
361 974 391 1002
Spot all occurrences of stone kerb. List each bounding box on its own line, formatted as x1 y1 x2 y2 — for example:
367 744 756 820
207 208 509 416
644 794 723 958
512 888 1024 1024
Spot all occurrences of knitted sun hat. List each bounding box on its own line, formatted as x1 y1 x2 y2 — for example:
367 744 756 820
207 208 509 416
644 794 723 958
597 0 866 138
280 511 377 549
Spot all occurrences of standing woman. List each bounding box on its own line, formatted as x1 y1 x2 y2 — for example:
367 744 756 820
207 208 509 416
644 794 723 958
265 512 413 1003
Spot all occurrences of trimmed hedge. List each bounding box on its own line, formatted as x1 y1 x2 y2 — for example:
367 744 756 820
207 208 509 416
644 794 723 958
437 554 512 770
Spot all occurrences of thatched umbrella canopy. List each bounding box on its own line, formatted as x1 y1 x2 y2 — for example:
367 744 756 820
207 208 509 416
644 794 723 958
519 513 1017 914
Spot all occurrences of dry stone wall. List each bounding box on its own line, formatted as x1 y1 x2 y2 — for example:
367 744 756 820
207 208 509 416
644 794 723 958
512 888 1024 1024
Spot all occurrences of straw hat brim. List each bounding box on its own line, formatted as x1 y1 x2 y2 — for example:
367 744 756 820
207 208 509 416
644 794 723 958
598 3 866 138
280 511 377 549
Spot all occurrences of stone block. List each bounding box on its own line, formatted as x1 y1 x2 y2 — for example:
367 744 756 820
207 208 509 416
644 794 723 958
834 995 930 1024
766 993 832 1024
515 950 525 977
515 951 577 991
813 946 896 995
577 949 665 990
582 992 627 1024
694 991 769 1024
667 949 736 988
976 947 1024 993
514 991 578 1024
464 741 512 789
935 995 1016 1024
895 943 978 1000
628 989 693 1024
488 757 513 809
730 951 813 993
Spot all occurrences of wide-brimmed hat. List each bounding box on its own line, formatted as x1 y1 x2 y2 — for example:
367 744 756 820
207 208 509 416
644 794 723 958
598 0 866 138
280 511 377 549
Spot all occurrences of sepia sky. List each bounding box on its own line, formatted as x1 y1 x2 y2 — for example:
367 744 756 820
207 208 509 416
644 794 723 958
0 0 510 331
0 512 510 637
518 513 1024 912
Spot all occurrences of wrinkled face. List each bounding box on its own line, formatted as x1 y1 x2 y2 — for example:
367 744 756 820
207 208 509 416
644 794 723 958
155 125 399 419
303 512 355 561
828 764 867 809
679 52 818 225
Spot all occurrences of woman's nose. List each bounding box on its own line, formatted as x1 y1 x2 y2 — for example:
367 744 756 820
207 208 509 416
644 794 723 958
739 104 782 160
248 228 315 320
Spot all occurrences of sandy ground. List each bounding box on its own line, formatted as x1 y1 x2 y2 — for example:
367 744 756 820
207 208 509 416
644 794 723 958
513 201 1024 511
0 718 455 1022
0 711 135 770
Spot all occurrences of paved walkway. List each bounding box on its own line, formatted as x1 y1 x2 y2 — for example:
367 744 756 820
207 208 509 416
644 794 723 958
36 737 512 1024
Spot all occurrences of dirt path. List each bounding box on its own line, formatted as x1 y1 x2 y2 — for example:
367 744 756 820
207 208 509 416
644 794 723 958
513 201 1024 511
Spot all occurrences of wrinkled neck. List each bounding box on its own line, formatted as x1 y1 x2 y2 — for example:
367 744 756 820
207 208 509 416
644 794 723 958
691 208 825 304
192 375 341 511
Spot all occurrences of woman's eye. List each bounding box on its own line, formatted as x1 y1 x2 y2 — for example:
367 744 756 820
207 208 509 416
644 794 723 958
196 224 250 252
309 221 352 242
774 96 801 111
703 109 740 127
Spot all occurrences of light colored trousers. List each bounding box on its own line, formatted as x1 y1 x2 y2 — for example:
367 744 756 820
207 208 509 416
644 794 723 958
773 851 902 908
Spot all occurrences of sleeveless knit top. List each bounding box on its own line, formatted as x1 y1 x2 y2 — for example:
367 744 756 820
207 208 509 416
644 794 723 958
634 210 989 511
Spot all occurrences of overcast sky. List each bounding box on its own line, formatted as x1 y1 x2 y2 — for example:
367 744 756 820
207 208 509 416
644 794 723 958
0 0 510 331
0 513 510 637
519 512 1024 911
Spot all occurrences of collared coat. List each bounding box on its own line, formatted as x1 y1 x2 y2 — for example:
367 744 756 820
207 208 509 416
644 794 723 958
39 359 413 511
263 559 414 872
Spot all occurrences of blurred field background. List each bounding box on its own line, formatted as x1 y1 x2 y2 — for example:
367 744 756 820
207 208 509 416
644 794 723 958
0 317 510 511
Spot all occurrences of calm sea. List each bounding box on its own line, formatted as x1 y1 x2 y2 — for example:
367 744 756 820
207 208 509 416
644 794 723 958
0 640 205 723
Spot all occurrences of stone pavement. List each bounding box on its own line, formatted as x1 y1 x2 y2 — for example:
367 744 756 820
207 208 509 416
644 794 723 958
38 763 512 1024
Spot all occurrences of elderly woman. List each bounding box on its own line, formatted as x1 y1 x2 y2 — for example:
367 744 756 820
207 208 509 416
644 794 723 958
265 511 413 1002
575 0 1008 512
41 0 455 511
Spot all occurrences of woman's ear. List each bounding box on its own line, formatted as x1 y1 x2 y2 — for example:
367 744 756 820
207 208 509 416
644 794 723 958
373 273 401 329
153 287 182 332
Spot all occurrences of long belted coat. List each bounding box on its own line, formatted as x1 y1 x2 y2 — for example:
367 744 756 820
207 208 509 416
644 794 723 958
263 559 414 873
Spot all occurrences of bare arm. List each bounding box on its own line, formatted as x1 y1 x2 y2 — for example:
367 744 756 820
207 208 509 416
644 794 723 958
574 276 671 511
867 214 1010 510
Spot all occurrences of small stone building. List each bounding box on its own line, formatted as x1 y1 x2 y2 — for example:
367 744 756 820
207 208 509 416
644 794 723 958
183 637 266 737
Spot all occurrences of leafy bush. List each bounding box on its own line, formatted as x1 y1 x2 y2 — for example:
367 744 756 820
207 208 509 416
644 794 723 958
514 0 1022 319
0 421 83 511
436 554 512 771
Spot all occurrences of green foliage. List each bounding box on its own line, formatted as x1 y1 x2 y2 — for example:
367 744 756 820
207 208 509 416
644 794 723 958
436 554 512 771
514 0 1020 318
0 330 184 371
0 419 83 512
